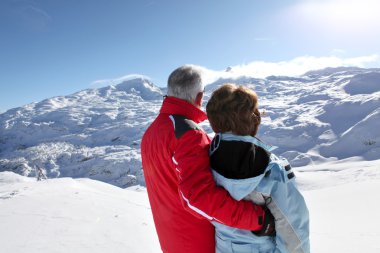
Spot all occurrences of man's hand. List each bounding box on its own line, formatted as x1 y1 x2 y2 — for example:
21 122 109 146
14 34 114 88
252 207 276 236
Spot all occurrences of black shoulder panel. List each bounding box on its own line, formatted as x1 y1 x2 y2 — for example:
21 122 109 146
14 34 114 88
171 114 202 139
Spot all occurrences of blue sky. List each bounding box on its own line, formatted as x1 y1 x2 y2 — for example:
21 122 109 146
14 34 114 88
1 0 380 112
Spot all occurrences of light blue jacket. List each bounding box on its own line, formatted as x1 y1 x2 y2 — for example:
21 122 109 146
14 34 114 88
211 133 310 253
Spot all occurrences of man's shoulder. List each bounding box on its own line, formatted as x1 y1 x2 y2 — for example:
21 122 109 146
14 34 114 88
169 114 204 139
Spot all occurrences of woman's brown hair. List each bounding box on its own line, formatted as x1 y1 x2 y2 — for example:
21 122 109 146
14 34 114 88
206 83 261 136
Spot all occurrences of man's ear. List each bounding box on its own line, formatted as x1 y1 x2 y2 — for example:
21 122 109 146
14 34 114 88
194 92 203 108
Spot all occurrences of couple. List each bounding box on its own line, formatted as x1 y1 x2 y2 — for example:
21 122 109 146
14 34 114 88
141 65 310 253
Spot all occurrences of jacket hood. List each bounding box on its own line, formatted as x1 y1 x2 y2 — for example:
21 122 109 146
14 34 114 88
212 170 267 201
210 133 274 200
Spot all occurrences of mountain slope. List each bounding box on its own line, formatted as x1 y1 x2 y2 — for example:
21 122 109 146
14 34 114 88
0 77 162 187
0 68 379 187
207 68 380 166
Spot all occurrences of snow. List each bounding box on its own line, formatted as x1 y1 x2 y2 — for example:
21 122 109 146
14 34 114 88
1 159 380 252
0 76 162 187
305 180 380 253
344 72 380 95
0 172 160 253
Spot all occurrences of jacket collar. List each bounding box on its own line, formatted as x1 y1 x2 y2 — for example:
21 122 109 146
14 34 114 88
216 133 277 152
160 96 207 123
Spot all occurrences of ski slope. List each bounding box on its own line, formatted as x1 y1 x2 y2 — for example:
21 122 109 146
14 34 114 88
1 158 380 253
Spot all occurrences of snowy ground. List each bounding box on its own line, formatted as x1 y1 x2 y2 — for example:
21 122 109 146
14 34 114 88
0 172 160 253
1 159 380 253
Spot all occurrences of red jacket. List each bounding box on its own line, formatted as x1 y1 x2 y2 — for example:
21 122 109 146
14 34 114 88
141 96 264 253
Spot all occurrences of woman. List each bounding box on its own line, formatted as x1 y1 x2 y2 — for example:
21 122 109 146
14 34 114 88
206 84 310 253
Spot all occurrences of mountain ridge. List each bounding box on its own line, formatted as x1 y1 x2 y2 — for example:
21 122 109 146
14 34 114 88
1 67 379 187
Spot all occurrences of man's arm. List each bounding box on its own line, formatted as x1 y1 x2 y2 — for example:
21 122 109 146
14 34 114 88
174 129 264 231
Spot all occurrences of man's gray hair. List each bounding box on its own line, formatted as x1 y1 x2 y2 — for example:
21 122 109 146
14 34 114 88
167 65 204 103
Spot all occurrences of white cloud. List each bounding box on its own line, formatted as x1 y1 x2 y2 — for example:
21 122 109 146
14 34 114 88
90 55 379 88
201 55 380 84
91 74 151 88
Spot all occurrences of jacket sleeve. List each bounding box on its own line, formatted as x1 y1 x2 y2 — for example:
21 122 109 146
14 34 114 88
174 129 265 231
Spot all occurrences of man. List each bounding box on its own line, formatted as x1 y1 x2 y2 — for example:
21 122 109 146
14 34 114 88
141 65 270 253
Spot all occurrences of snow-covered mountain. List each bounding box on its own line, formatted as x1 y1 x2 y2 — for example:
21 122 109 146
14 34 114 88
1 67 379 187
0 77 162 187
